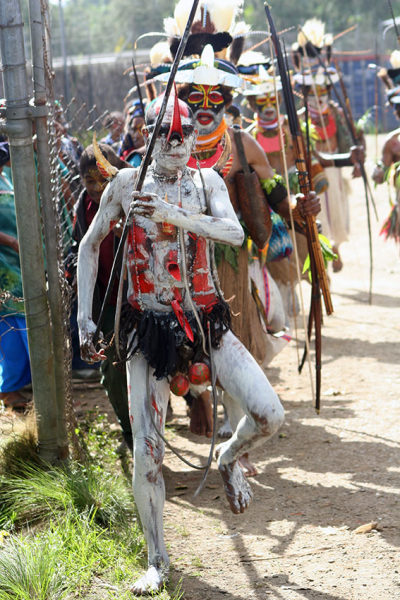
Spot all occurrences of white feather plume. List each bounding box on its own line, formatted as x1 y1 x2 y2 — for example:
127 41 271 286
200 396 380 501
150 42 172 67
163 16 180 37
164 0 244 38
298 18 325 49
237 50 267 67
206 0 244 33
391 50 400 69
174 0 201 36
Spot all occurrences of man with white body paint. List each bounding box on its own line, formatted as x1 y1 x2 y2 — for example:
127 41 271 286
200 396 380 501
77 95 284 594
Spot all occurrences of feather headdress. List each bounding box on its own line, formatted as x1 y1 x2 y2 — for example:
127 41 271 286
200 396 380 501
163 0 247 63
292 18 338 86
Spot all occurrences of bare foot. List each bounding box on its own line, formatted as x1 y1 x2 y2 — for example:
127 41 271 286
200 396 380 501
0 391 31 411
218 417 233 439
332 246 343 273
130 565 166 595
216 448 253 514
189 391 213 438
238 453 258 477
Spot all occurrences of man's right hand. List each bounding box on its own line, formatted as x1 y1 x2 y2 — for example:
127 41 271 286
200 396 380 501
78 318 106 364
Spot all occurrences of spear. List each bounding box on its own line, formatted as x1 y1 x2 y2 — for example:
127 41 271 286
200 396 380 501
265 4 332 413
93 0 200 344
131 56 146 117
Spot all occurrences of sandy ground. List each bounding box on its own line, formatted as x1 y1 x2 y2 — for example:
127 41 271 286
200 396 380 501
1 138 400 599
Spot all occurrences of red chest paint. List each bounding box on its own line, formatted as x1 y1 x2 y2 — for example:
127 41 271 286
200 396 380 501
127 222 216 310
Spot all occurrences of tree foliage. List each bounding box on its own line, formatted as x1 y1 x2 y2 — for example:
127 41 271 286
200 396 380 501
18 0 400 57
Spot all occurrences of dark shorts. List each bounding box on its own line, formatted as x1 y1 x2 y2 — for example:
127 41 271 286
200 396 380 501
117 300 231 380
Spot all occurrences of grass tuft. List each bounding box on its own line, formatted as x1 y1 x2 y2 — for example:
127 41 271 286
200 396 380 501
0 460 135 527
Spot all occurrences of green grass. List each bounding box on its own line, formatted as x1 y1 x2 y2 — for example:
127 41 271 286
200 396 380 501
0 414 184 599
0 461 135 527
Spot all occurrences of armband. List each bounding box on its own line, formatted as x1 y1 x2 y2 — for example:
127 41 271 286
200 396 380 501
260 173 288 208
333 155 353 168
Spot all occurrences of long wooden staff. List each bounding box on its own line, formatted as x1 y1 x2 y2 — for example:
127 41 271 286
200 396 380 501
265 4 332 412
93 0 200 344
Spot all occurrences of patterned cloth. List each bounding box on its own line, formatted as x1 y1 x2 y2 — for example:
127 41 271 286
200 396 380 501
0 170 24 315
0 170 31 392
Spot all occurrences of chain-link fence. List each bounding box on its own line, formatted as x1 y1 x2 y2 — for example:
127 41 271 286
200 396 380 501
0 0 140 459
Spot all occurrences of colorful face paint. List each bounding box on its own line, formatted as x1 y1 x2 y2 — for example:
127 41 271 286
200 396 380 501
253 93 278 123
307 85 329 115
187 84 225 136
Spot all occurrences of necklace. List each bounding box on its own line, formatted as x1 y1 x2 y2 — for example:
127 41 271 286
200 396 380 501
151 165 188 184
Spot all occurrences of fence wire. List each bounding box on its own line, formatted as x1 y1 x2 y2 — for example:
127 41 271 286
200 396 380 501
0 0 128 451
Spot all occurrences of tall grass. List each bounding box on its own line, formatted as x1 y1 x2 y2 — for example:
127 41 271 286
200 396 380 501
0 461 134 527
0 419 184 598
0 510 145 599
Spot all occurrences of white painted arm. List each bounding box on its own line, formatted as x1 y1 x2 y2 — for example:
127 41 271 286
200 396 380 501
132 169 244 246
77 178 125 362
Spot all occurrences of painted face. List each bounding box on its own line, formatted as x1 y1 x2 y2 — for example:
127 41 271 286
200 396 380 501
252 93 277 122
83 168 107 203
187 85 225 136
145 101 197 172
308 85 329 114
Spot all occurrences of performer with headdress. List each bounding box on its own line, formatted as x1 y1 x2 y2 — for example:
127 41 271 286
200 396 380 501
372 50 400 244
292 18 364 272
241 62 327 317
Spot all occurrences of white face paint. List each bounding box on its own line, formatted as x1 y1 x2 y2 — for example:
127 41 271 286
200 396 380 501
150 123 197 174
145 100 198 174
194 108 224 137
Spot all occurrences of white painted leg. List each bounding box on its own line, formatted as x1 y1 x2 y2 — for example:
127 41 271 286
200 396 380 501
127 352 170 595
213 331 284 513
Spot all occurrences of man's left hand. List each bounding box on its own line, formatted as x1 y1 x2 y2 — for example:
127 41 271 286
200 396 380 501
296 191 321 218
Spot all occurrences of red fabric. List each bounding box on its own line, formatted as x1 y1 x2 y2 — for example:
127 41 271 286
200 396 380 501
84 195 119 305
311 113 337 141
187 143 224 169
256 131 284 154
127 222 217 312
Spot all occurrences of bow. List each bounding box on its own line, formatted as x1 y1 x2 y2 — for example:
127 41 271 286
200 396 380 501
265 3 333 412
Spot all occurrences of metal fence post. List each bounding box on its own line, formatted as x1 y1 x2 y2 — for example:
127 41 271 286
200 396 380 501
0 0 58 462
28 0 69 459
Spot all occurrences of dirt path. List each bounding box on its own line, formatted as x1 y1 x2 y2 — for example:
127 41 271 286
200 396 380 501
159 153 400 600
